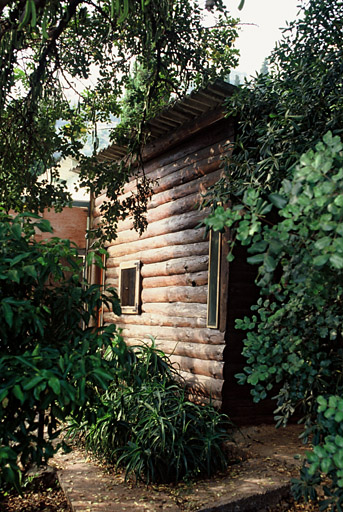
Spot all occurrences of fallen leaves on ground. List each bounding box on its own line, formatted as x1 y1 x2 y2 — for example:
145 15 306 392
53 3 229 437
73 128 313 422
267 496 321 512
0 485 71 511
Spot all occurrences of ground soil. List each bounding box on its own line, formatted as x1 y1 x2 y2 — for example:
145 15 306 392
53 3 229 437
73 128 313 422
0 425 321 511
0 478 70 512
0 485 319 512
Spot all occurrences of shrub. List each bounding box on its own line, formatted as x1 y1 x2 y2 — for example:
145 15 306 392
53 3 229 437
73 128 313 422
0 212 121 490
292 395 343 511
206 132 343 509
68 339 232 484
203 2 343 508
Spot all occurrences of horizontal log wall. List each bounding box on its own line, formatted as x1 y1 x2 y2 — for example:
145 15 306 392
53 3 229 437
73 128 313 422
97 116 234 401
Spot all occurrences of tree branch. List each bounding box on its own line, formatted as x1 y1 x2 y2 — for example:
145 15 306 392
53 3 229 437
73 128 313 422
29 0 83 100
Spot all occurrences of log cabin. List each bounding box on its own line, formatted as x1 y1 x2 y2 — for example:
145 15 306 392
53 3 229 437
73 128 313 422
92 80 273 423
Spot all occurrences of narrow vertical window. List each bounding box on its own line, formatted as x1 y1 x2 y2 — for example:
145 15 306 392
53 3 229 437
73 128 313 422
207 230 221 329
97 253 106 327
119 261 141 314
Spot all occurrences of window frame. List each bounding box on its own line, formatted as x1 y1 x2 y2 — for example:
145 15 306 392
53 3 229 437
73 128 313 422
207 230 222 329
119 260 141 314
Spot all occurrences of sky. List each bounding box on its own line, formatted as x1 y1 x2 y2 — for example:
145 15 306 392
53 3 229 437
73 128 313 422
63 1 302 98
62 0 303 196
222 0 302 78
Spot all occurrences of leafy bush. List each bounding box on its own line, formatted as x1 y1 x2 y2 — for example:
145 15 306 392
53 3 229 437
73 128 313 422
0 212 121 490
203 2 343 508
292 396 343 511
68 339 232 484
202 0 343 209
206 132 343 509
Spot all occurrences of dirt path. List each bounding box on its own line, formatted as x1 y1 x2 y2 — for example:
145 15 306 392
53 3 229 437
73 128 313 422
50 424 314 512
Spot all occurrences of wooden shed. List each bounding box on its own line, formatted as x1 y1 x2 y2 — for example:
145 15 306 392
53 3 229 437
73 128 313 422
92 80 272 423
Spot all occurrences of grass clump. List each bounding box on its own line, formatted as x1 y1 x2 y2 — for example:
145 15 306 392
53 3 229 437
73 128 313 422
68 336 232 484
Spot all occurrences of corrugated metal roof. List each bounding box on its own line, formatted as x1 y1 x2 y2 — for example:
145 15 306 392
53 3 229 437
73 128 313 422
97 79 235 163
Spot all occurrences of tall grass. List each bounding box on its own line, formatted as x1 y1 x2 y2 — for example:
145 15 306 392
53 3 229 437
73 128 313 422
67 336 232 483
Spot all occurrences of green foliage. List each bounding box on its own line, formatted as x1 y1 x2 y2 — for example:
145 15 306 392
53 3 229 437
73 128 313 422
0 212 121 490
208 0 343 200
0 0 239 241
203 4 343 507
206 132 343 509
292 395 343 511
114 63 157 145
68 338 232 484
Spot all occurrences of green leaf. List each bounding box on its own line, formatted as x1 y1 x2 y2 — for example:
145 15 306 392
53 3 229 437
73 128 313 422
248 241 268 253
10 252 30 266
329 396 337 408
317 396 327 412
13 385 25 404
324 408 335 419
268 193 287 209
333 450 343 468
30 0 36 28
235 373 247 384
23 265 37 279
264 253 277 272
14 355 37 370
320 457 332 474
227 252 235 262
48 377 61 395
22 375 44 390
2 301 13 327
92 368 114 381
11 223 22 240
313 254 329 266
329 253 343 269
247 373 259 385
314 237 331 251
34 219 53 233
7 269 20 283
247 253 265 265
18 0 32 29
32 344 40 356
269 239 283 255
0 389 8 402
334 194 343 207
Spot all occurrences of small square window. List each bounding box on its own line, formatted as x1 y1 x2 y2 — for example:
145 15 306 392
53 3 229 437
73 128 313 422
207 230 221 329
119 261 141 314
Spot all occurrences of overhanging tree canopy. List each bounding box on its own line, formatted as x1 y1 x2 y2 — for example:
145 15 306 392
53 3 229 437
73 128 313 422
0 0 239 239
